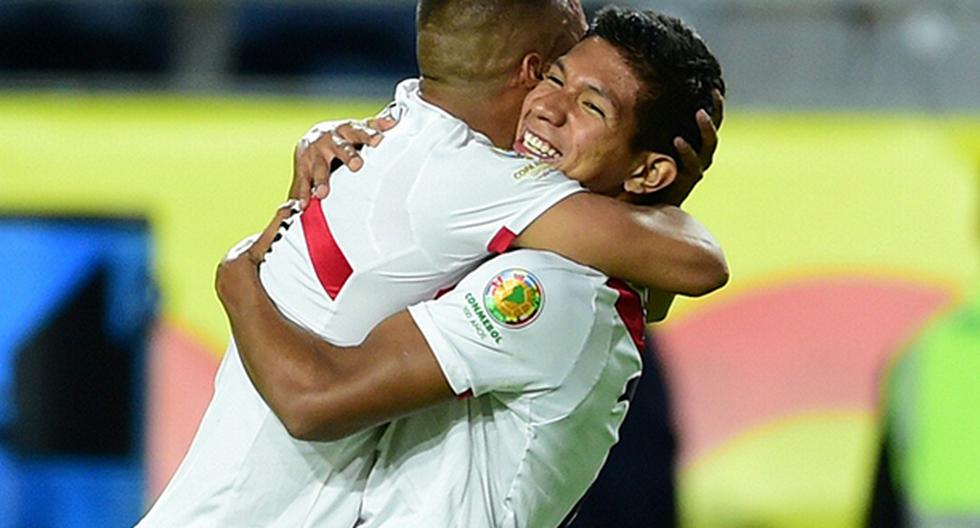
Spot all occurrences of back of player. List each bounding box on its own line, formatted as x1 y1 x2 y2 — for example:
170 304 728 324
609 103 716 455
353 249 645 528
137 80 582 527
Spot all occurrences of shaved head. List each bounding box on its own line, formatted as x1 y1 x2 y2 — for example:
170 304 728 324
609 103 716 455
417 0 586 93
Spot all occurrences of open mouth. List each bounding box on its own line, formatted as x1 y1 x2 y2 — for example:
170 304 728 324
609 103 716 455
514 129 562 162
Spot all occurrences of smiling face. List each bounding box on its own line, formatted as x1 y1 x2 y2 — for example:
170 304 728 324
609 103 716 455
514 37 648 195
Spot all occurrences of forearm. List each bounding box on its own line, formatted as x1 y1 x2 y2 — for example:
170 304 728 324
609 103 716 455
633 204 728 296
517 194 728 296
214 205 452 442
220 270 342 436
218 267 452 441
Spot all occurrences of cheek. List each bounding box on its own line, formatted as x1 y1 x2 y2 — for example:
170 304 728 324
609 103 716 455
569 139 634 189
564 147 614 185
572 129 621 166
570 126 608 157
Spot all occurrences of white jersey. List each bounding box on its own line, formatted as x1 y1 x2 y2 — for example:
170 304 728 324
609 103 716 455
138 80 583 527
356 249 646 528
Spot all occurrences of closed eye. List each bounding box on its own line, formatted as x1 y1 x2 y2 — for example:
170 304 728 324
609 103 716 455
585 101 606 119
545 74 564 87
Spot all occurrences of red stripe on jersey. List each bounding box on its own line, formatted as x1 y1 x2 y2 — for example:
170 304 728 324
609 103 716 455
301 198 353 300
607 278 646 351
456 389 473 400
486 227 517 254
434 284 456 299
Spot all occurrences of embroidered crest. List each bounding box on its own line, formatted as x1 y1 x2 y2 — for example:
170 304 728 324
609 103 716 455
483 268 543 327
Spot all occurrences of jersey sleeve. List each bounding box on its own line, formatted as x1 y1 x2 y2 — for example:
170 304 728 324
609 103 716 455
406 251 600 397
416 145 585 256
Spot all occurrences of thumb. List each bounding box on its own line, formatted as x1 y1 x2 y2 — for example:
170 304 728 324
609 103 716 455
370 115 398 132
248 200 301 263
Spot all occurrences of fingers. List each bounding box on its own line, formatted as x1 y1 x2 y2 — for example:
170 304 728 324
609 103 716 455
310 154 331 200
311 122 376 171
248 201 302 264
367 115 398 133
710 89 725 129
345 121 385 147
695 109 718 170
665 137 705 208
304 131 354 199
292 117 392 207
317 130 362 171
290 141 314 208
673 137 702 179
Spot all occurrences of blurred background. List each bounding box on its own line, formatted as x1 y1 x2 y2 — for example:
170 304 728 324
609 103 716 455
0 0 977 526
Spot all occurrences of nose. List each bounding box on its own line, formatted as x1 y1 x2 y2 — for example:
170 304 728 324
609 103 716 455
530 88 570 128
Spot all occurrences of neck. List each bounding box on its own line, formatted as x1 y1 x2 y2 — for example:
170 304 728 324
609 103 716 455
420 77 519 149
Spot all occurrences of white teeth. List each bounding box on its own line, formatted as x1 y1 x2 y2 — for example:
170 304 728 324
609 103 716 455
523 131 559 159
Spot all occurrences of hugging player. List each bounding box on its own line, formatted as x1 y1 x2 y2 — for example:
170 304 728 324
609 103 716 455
140 3 725 527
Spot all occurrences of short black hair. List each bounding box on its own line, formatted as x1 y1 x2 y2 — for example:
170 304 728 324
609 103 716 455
588 7 724 166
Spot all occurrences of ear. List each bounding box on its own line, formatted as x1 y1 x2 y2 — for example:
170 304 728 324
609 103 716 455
622 153 677 195
517 53 544 89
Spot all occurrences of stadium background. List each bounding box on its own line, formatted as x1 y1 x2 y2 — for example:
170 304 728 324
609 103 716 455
0 0 977 526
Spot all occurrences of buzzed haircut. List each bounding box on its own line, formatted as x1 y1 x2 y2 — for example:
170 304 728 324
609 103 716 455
589 7 725 167
417 0 583 92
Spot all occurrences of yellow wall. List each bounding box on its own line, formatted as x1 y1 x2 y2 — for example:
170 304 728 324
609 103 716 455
1 93 379 349
2 92 978 527
5 94 976 344
671 112 979 321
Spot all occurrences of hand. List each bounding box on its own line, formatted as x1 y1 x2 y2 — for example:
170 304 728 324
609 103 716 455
289 116 398 209
216 201 301 310
662 89 725 207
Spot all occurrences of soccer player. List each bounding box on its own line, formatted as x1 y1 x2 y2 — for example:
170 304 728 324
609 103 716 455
137 1 724 526
218 7 724 527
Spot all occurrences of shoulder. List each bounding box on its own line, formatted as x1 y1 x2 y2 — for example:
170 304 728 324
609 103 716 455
474 249 602 280
424 134 565 184
463 250 607 324
422 250 606 393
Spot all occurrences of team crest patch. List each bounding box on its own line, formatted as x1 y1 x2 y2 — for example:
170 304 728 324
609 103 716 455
483 268 543 327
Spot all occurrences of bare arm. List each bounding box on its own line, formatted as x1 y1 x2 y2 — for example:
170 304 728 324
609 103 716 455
515 198 727 296
215 207 453 441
